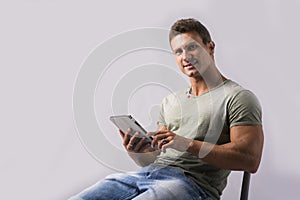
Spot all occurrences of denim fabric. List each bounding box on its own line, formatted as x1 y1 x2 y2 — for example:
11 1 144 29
69 164 212 200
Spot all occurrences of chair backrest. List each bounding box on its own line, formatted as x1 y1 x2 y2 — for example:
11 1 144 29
240 172 251 200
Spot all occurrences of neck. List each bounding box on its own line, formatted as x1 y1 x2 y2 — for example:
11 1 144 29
189 63 226 96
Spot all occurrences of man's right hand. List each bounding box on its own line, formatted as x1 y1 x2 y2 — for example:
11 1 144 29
119 128 160 167
119 128 156 153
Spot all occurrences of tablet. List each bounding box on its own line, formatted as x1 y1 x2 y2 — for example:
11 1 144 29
109 115 152 141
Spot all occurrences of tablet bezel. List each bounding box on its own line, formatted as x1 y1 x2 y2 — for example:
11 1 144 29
109 115 152 141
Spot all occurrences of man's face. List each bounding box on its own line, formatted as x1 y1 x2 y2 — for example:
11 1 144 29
170 31 214 78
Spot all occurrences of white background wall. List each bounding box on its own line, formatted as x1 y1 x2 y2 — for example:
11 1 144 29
1 0 299 199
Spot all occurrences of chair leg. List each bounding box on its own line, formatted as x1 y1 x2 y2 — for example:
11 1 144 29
240 172 251 200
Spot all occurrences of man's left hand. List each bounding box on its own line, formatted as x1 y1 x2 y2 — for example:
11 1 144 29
148 131 193 153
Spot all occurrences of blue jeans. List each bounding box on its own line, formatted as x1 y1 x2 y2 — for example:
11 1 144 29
69 164 212 200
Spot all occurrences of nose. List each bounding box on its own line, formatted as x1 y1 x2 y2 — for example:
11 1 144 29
181 50 192 62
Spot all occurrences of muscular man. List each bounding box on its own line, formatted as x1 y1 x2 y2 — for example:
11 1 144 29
69 18 264 200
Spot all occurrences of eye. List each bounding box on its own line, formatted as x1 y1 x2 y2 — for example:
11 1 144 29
174 48 183 55
187 44 198 51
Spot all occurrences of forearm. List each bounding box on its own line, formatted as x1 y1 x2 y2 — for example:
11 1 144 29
128 150 160 167
152 130 260 172
187 140 261 173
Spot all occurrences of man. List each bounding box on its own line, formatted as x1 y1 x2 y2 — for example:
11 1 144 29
69 18 264 200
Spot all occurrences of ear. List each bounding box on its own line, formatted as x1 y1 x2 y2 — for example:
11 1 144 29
207 41 215 55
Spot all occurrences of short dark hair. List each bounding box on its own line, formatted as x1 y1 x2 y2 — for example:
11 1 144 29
169 18 212 44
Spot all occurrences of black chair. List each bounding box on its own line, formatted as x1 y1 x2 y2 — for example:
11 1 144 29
240 171 251 200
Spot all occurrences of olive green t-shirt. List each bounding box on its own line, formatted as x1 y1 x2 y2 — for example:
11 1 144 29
155 79 262 200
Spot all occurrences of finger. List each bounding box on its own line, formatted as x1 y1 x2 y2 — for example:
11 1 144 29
155 133 170 140
161 140 174 153
160 135 175 151
158 136 169 149
148 131 169 139
133 137 146 152
151 135 160 148
127 131 140 151
139 142 152 152
119 129 125 137
151 136 161 148
158 135 174 150
147 131 159 137
150 130 173 148
123 128 132 146
151 133 169 147
148 130 168 137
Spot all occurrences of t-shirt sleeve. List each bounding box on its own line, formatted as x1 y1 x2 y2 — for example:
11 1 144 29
228 90 262 127
157 97 167 127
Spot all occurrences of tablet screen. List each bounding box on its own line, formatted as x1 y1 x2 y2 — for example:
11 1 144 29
109 115 152 141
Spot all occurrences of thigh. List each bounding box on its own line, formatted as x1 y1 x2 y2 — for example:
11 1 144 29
133 165 213 200
69 173 140 200
133 178 201 200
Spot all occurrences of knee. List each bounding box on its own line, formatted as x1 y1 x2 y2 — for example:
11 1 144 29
67 195 84 200
105 172 128 180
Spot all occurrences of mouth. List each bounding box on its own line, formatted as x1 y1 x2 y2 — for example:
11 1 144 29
183 62 196 70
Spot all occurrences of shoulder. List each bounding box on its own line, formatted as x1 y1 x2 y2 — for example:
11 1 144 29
222 80 260 105
223 80 262 127
225 81 261 109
